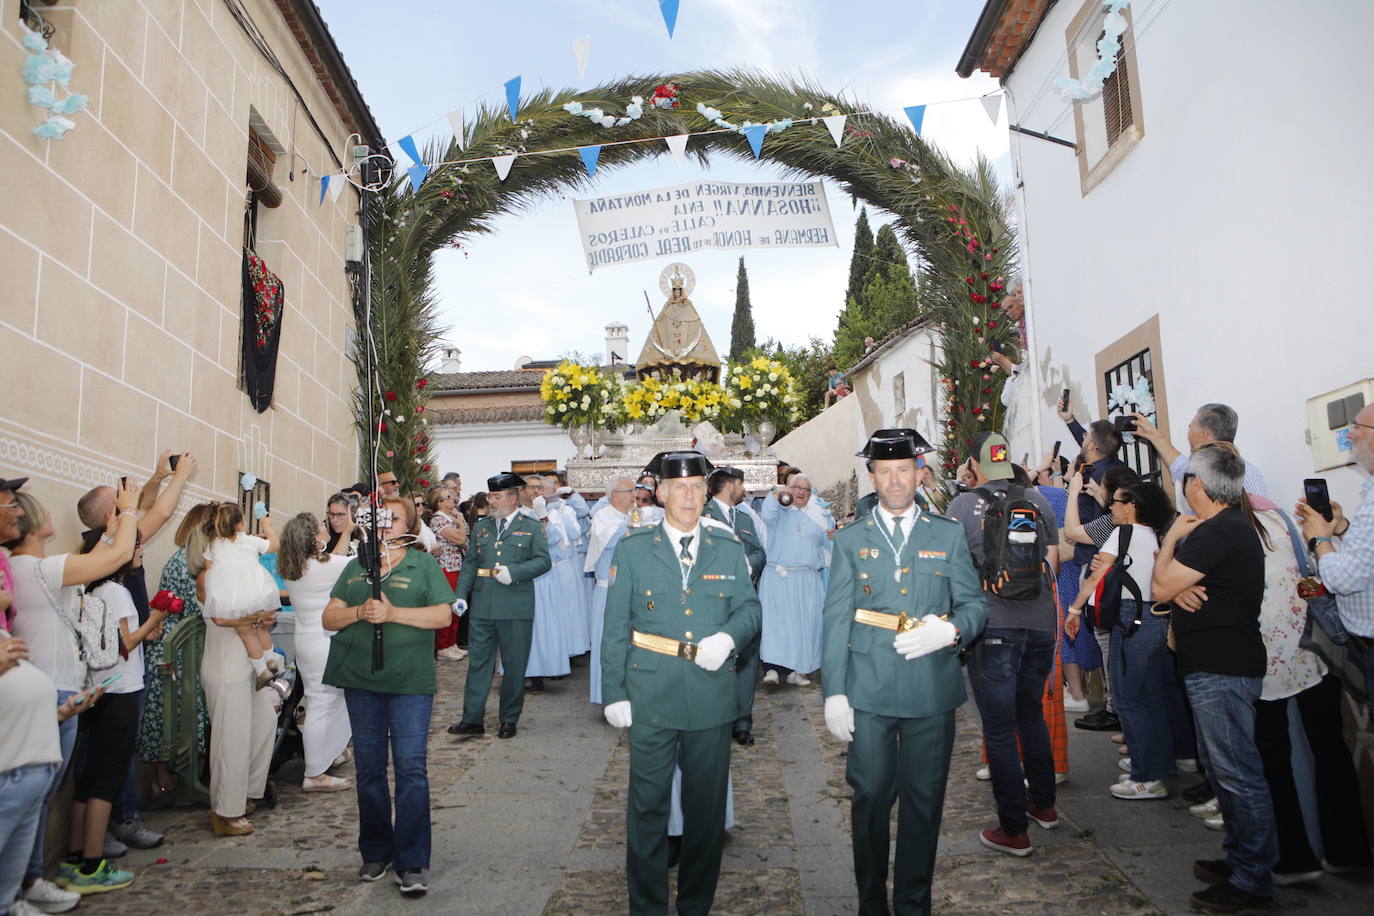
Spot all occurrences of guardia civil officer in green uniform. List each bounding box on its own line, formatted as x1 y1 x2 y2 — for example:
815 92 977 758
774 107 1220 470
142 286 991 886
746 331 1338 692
601 451 761 916
704 466 766 746
852 429 931 523
822 430 987 916
448 472 551 740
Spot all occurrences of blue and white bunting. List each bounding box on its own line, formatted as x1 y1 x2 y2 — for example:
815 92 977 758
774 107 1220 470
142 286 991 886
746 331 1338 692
579 145 601 178
743 123 766 158
572 36 592 80
397 135 422 169
319 174 330 205
903 105 926 136
821 114 846 147
447 107 466 150
406 164 429 193
492 154 516 182
659 0 680 38
504 76 521 122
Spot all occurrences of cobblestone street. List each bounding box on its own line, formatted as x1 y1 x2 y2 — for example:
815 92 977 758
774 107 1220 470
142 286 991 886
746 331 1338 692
76 657 1372 915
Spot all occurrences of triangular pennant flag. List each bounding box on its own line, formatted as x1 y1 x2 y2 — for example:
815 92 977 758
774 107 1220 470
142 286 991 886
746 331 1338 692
329 174 345 201
504 76 521 122
406 164 429 193
579 145 601 178
981 93 1002 125
492 153 516 182
572 36 592 80
389 141 413 167
447 107 465 150
822 114 846 147
397 135 422 169
659 0 680 38
904 105 926 135
318 174 330 205
664 133 689 161
742 124 766 159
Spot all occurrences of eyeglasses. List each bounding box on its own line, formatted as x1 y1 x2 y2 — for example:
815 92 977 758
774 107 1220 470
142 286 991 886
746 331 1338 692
1351 421 1374 432
1109 497 1135 506
327 511 350 519
0 502 21 512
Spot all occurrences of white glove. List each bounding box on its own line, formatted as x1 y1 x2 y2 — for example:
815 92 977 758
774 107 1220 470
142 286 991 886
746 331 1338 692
494 565 513 585
453 599 467 617
557 486 573 497
693 632 735 671
824 694 855 743
892 615 958 660
604 700 632 728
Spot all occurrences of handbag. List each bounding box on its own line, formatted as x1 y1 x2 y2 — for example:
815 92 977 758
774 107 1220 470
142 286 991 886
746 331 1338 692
35 562 121 671
1275 509 1348 651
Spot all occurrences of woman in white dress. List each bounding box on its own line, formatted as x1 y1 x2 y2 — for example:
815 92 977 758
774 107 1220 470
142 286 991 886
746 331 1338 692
277 513 353 793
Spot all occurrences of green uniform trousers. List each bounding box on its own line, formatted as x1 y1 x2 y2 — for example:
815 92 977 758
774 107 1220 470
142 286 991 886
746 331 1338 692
460 617 533 726
847 708 956 916
627 721 732 916
733 631 760 733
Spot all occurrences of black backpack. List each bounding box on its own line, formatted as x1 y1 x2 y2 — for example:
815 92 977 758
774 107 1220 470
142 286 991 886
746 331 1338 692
1090 524 1145 632
975 485 1045 600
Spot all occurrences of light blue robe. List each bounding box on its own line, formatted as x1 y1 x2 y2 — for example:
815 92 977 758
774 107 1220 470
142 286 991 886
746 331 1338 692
588 515 629 704
523 514 573 678
757 496 829 674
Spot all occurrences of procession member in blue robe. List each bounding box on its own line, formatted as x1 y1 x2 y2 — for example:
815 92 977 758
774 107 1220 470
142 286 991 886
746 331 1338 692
516 492 570 685
758 474 831 685
547 493 590 655
585 477 637 704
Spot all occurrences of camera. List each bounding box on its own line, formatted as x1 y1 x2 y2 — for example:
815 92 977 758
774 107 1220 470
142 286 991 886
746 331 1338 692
1113 415 1137 433
168 454 181 472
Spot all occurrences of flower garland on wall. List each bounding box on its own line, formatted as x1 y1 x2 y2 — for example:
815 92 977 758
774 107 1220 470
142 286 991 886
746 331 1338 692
19 22 87 140
1054 1 1131 100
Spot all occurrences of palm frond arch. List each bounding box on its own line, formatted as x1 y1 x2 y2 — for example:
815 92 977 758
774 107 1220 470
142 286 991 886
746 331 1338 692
364 70 1016 490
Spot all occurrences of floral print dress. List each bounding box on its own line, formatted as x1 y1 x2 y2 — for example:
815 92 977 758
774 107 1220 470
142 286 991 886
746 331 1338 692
136 547 210 761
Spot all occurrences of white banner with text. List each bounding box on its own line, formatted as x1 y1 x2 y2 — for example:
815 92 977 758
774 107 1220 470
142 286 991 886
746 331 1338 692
573 180 838 272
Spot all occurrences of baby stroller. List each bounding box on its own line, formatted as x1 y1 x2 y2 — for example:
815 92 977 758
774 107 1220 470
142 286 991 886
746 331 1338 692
258 660 305 808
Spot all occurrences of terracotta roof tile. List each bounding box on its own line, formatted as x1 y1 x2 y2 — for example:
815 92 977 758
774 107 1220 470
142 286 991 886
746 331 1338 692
427 405 547 424
428 369 546 391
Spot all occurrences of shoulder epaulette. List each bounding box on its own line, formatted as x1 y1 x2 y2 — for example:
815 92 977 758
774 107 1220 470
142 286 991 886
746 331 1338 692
701 517 736 538
623 525 654 539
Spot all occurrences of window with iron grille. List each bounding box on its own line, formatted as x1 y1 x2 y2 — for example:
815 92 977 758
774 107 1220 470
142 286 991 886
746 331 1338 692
238 475 271 536
1103 348 1162 485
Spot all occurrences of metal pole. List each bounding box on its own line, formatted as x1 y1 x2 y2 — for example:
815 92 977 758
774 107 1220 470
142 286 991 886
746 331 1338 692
357 153 384 672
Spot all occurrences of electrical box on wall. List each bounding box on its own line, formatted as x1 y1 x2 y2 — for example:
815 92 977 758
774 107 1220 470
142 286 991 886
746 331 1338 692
344 224 364 263
1306 379 1372 471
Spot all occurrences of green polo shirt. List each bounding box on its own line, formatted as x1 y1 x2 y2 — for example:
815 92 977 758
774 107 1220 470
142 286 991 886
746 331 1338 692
322 549 457 695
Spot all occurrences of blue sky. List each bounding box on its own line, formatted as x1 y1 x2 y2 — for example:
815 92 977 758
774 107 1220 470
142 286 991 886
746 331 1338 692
320 0 1009 371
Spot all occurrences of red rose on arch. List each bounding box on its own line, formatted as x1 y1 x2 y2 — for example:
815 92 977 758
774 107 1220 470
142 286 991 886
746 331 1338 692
416 379 428 389
417 479 429 488
422 463 431 471
378 422 389 433
385 390 397 401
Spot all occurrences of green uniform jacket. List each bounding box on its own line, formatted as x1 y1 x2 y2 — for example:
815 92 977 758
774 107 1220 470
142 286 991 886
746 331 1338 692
454 512 551 621
821 510 987 718
703 499 765 579
601 522 762 730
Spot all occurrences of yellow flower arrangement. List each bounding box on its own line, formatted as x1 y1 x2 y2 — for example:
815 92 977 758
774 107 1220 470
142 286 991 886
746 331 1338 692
722 356 800 427
621 371 729 424
539 361 621 429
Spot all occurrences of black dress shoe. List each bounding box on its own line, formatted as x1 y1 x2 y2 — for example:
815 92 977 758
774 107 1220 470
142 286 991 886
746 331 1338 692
732 729 755 746
497 722 517 739
527 677 545 692
1182 780 1215 805
1073 710 1120 731
448 721 485 737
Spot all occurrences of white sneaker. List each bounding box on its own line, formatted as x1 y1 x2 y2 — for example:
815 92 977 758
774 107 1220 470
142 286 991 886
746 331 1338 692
12 899 46 915
762 670 779 685
1110 779 1167 800
1189 798 1220 818
1175 757 1199 774
23 878 80 913
786 672 812 687
1063 695 1089 713
436 645 468 661
976 765 991 780
1118 757 1132 772
1204 813 1225 831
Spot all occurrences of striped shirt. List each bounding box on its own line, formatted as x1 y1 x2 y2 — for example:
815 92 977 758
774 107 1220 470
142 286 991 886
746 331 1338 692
1320 476 1374 637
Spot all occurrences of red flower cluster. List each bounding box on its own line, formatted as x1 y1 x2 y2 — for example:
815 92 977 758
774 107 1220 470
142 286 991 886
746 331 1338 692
385 390 397 401
417 478 430 489
416 378 428 389
650 83 682 109
246 252 283 350
439 189 455 200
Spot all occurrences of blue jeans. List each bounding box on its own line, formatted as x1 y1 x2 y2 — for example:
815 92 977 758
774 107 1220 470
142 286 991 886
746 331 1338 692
970 627 1057 835
344 689 433 872
1110 609 1180 782
1184 672 1277 896
1 762 58 912
27 690 77 880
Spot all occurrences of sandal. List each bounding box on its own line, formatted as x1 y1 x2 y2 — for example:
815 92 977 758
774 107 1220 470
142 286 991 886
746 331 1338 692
303 774 353 793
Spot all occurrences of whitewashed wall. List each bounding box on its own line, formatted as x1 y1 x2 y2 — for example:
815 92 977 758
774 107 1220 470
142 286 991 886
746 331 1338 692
430 421 576 495
1005 0 1374 509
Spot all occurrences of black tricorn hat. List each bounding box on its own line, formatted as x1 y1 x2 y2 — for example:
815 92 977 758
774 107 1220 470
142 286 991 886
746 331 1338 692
646 450 714 479
487 472 527 492
857 428 934 459
708 465 745 482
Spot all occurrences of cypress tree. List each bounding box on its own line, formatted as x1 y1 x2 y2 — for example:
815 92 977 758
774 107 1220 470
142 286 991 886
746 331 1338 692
728 256 756 362
845 208 874 309
866 223 910 285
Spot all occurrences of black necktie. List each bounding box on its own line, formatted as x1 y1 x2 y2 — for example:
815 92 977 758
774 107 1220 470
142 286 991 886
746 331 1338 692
679 535 694 562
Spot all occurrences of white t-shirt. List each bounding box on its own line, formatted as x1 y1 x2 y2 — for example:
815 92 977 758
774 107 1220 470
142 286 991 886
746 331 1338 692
284 554 352 636
1101 524 1158 603
7 554 86 691
91 581 143 693
0 629 63 773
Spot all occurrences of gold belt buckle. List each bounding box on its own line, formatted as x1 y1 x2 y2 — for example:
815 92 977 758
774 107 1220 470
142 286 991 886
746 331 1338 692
895 612 919 633
476 568 493 578
678 641 698 662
